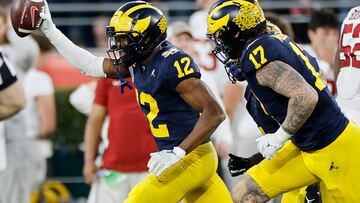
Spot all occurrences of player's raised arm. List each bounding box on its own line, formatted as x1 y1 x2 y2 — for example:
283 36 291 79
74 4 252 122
176 78 226 153
39 0 127 79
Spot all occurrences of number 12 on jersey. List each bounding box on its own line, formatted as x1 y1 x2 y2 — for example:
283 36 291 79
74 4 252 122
135 90 170 138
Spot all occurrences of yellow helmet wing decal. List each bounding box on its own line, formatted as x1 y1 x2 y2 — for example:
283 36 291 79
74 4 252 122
110 14 151 35
208 14 230 34
207 1 237 34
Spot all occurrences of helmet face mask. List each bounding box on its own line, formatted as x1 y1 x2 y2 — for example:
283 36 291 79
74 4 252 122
106 26 141 67
207 26 247 65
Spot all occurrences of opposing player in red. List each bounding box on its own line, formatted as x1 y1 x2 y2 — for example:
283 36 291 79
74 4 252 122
335 6 360 125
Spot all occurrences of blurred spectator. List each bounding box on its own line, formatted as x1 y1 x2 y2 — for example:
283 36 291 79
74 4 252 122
0 51 25 120
303 9 340 95
0 8 25 121
265 13 295 40
290 0 312 16
0 49 26 196
0 5 40 203
23 32 56 197
70 77 157 203
168 20 233 186
189 0 217 39
92 16 109 50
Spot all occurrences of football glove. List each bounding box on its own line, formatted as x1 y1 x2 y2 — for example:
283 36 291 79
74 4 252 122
228 154 251 177
39 0 55 34
256 127 292 160
305 183 321 203
147 147 185 177
226 60 246 82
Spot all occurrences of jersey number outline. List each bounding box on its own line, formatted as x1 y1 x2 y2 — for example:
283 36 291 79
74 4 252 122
136 90 170 138
174 57 194 78
249 45 268 69
340 23 360 69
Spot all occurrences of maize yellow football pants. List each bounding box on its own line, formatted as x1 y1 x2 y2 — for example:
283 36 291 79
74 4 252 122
248 121 360 203
124 142 232 203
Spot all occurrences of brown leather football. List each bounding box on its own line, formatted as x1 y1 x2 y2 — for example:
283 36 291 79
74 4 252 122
11 0 44 38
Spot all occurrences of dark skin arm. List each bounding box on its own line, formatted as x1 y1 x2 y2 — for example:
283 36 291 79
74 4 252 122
176 77 226 153
256 60 319 134
102 58 130 79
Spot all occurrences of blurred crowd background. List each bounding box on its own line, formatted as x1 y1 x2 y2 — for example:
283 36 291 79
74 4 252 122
0 0 358 203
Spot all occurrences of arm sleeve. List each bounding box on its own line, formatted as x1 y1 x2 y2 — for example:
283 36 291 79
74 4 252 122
43 26 106 78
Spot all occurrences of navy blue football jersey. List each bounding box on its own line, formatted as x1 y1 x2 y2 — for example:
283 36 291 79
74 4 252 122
239 33 348 152
244 87 279 135
0 51 17 90
133 41 202 150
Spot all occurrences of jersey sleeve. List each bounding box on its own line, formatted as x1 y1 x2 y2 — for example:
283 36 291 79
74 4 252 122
0 52 17 91
162 51 201 91
241 35 283 73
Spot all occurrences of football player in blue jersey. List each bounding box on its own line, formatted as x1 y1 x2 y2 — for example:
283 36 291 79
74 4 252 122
207 0 360 202
38 0 232 202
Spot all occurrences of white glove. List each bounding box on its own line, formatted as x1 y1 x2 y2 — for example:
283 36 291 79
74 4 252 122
147 147 186 177
256 127 292 160
39 0 55 34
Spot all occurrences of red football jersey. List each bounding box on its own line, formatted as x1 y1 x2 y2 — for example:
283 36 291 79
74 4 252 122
94 78 156 172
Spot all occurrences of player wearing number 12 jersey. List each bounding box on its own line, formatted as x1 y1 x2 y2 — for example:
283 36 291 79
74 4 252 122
38 0 232 202
207 0 360 202
335 6 360 124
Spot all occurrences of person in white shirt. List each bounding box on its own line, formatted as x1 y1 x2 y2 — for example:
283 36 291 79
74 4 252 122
23 33 56 195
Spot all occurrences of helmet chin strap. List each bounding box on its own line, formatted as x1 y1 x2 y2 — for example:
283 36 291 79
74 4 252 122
115 68 133 94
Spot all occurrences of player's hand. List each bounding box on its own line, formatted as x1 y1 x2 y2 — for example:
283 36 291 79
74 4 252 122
83 161 98 185
147 147 185 177
226 60 246 81
228 154 251 177
39 0 55 34
256 127 292 160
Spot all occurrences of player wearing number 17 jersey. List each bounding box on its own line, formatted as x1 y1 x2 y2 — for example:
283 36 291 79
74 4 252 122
207 0 360 202
38 0 232 202
335 6 360 124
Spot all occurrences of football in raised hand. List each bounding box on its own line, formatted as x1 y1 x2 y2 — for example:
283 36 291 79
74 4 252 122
10 0 44 37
